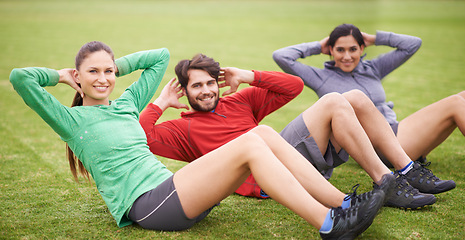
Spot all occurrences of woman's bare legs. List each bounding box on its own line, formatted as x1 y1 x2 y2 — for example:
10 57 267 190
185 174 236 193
342 90 412 170
173 131 329 228
301 92 390 183
397 91 465 160
344 90 456 196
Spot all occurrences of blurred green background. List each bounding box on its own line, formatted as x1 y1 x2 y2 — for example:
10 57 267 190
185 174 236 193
1 0 464 239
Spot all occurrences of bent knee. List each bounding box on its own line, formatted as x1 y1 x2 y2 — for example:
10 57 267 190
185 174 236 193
250 125 275 134
249 125 280 139
342 90 373 110
319 92 351 110
454 91 465 101
441 92 465 109
236 132 272 160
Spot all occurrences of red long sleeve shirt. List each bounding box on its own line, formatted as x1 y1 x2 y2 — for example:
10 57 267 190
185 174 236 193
139 70 303 197
140 70 303 161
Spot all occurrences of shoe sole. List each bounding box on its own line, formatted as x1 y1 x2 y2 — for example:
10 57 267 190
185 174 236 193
417 182 456 194
385 195 436 209
385 202 435 210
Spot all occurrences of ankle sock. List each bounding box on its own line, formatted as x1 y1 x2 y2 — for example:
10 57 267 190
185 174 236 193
341 195 351 209
400 161 413 175
319 209 334 233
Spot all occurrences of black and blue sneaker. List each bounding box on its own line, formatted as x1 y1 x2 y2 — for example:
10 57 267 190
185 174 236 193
346 173 395 209
382 172 436 209
404 160 456 194
320 190 385 240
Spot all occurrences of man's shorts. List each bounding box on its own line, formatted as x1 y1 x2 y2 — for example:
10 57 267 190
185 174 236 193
128 175 216 231
280 113 349 179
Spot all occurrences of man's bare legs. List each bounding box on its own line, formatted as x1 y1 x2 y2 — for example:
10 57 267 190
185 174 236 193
174 131 328 227
173 130 385 238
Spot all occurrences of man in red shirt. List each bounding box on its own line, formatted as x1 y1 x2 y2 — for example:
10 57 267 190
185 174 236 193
140 54 308 198
139 54 429 210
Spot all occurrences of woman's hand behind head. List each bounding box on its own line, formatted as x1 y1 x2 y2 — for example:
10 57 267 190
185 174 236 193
58 68 84 98
319 37 331 55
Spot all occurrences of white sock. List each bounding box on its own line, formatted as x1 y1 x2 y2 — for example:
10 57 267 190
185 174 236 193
400 161 414 175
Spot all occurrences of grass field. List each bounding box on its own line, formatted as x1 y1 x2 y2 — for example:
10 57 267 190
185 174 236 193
1 0 464 239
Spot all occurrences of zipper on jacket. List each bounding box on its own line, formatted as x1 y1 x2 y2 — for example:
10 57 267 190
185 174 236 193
351 73 372 99
213 111 226 118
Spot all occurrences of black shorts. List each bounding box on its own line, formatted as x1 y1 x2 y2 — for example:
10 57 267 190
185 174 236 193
128 175 215 231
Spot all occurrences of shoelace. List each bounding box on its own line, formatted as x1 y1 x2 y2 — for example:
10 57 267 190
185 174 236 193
417 161 440 181
332 206 358 225
396 174 419 195
344 184 372 207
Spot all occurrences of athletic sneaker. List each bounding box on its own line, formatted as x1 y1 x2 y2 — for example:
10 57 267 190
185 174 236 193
346 173 395 208
382 172 436 209
320 190 385 240
404 161 456 194
373 173 396 198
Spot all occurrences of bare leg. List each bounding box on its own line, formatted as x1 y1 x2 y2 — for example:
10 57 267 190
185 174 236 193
397 91 465 160
301 92 390 183
174 131 329 229
342 90 412 170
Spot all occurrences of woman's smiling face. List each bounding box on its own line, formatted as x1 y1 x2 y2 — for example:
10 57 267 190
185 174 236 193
75 50 116 106
330 35 364 73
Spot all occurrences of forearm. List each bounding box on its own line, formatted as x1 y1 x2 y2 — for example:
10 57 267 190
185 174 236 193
239 71 303 121
372 31 422 78
115 48 170 112
375 31 422 54
9 67 73 138
115 48 170 77
139 105 193 162
250 70 303 98
273 41 321 74
139 103 164 133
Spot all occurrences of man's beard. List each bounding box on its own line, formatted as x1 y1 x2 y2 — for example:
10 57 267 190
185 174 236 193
187 92 219 112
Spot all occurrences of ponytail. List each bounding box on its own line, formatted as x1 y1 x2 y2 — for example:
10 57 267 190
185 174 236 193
66 90 90 181
67 41 113 181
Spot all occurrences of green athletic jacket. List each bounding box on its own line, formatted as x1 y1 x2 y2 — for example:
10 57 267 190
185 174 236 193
10 48 173 227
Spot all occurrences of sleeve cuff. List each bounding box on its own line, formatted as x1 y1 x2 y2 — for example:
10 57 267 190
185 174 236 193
48 69 60 86
374 31 391 46
115 57 130 77
148 103 163 113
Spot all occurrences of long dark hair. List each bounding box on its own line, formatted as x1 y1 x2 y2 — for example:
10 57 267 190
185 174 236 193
67 41 114 181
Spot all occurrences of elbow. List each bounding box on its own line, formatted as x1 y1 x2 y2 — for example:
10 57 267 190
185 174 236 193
161 48 170 58
139 117 152 134
9 68 26 88
139 122 153 137
272 50 284 64
415 37 422 50
296 77 304 94
290 75 304 96
272 50 291 72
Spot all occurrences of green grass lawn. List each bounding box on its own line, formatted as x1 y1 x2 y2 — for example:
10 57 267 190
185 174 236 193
1 0 464 239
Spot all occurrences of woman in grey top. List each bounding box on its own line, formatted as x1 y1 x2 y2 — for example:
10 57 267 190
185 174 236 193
273 23 457 206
